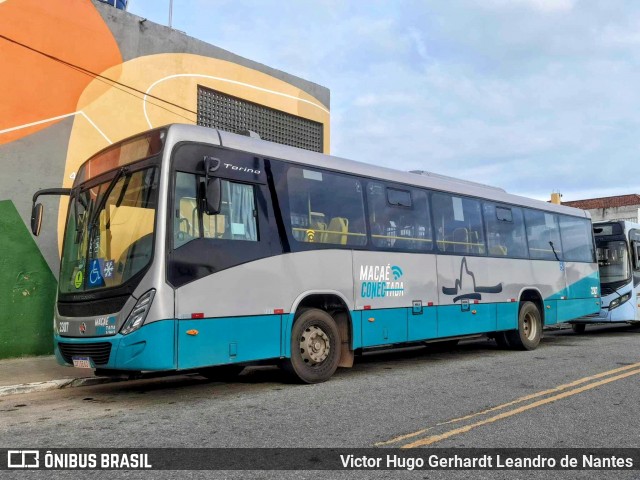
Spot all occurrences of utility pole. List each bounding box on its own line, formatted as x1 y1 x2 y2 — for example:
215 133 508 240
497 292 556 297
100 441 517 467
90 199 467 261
169 0 173 28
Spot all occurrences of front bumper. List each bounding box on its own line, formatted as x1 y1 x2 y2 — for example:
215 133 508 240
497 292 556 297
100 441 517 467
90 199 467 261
55 319 176 371
575 299 636 324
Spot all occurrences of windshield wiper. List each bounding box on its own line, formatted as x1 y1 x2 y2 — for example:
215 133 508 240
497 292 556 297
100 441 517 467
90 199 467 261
104 173 132 232
549 240 560 261
73 193 83 244
84 167 128 264
69 188 92 245
87 167 128 231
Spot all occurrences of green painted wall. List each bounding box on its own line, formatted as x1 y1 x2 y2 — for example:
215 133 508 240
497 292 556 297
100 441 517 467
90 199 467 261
0 200 57 358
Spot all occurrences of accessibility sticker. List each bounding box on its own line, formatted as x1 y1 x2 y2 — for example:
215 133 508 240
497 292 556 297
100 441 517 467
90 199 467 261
87 259 105 288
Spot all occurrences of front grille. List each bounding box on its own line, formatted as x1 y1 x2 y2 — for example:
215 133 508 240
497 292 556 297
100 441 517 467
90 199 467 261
58 342 112 366
57 294 129 317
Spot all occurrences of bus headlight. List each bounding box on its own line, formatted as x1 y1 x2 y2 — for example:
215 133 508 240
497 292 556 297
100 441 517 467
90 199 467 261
121 289 156 335
609 292 631 310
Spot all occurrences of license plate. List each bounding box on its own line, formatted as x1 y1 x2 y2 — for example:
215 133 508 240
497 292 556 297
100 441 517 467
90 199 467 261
72 356 94 369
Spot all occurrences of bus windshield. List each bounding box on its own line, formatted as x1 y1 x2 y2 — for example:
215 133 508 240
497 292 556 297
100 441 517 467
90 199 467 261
596 240 630 285
59 167 159 294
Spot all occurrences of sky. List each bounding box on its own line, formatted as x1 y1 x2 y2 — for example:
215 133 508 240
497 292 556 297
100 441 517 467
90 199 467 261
126 0 640 202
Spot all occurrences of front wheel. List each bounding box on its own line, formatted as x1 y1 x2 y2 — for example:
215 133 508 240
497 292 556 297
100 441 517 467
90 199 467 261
282 308 341 384
506 301 542 350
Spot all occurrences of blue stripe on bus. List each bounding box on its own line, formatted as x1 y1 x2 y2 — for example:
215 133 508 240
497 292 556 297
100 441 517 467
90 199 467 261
57 316 284 371
408 306 437 342
436 304 497 338
117 319 177 370
55 319 177 371
545 272 600 323
497 302 519 330
352 285 598 349
354 303 516 348
178 315 282 370
557 299 602 323
547 271 600 300
543 300 558 325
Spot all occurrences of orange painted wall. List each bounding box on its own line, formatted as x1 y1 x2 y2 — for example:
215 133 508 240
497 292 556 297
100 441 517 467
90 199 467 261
0 0 122 144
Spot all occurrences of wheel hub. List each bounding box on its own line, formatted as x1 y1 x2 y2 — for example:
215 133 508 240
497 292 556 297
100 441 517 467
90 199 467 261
523 312 537 340
299 326 330 365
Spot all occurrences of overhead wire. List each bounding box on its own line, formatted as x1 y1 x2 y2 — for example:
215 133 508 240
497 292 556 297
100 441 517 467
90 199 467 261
0 33 198 123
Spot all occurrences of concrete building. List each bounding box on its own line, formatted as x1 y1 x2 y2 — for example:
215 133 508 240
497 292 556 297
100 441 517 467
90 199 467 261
0 0 330 358
562 195 640 223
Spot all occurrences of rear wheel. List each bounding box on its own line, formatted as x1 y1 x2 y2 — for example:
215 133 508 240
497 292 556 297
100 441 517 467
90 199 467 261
571 323 586 334
505 301 542 350
282 308 341 384
200 365 244 382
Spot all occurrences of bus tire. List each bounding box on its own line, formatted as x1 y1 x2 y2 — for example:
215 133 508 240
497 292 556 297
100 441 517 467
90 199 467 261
283 308 341 384
506 301 542 351
200 365 244 382
571 323 586 334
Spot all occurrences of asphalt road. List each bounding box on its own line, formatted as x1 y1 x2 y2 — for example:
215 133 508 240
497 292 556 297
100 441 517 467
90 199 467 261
2 323 640 479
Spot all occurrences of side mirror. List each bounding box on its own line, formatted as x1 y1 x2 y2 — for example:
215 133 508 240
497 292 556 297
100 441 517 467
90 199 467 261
31 203 43 236
202 156 222 215
204 177 221 215
29 187 72 237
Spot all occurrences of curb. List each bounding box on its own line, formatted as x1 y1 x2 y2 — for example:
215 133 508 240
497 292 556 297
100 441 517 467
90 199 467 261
0 376 114 397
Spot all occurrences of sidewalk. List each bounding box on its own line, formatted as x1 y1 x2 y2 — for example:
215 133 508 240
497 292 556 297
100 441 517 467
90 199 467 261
0 355 110 396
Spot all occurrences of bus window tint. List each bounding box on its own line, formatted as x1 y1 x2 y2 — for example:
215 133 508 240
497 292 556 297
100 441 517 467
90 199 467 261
174 173 258 247
203 181 258 242
524 210 562 260
630 229 640 271
559 216 595 262
287 167 366 246
483 203 527 258
597 241 630 283
367 183 432 250
432 193 486 255
174 172 199 248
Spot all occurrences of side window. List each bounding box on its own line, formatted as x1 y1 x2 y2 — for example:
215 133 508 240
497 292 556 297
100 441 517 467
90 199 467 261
367 183 432 251
432 193 486 255
524 209 562 260
174 172 199 248
174 172 258 249
559 216 594 262
203 181 258 242
630 229 640 271
483 203 527 258
287 167 366 246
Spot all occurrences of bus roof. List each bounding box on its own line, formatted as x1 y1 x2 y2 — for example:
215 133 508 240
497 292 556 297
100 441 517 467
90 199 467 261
593 220 640 231
164 124 590 219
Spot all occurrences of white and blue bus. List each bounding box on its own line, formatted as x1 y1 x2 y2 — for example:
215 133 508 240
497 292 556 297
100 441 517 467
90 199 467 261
31 124 600 383
570 220 640 333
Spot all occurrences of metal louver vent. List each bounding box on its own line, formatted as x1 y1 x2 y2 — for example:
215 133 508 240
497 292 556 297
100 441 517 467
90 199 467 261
197 86 324 153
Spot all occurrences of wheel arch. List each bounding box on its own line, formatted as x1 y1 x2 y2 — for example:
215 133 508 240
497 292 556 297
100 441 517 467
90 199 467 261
518 288 545 326
285 291 354 368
